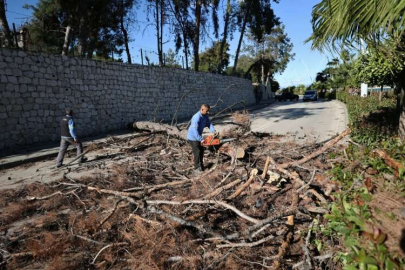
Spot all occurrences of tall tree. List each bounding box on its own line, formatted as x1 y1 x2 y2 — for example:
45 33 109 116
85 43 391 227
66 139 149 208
217 0 236 73
0 0 12 47
242 24 294 84
168 0 193 69
192 0 220 71
165 48 182 67
147 0 168 65
306 0 405 138
198 41 230 73
232 0 280 74
25 0 135 59
117 0 137 63
77 0 88 57
354 49 403 101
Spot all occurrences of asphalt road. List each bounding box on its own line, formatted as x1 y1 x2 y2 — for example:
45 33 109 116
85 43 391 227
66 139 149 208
248 99 348 143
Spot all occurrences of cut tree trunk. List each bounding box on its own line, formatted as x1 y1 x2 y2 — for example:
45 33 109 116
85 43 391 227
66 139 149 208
133 121 188 139
132 121 245 160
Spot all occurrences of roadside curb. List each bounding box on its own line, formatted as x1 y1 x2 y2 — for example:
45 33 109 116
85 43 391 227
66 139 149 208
335 99 349 129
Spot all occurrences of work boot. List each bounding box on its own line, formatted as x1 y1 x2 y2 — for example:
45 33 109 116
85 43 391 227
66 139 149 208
79 157 88 163
56 164 62 169
193 168 202 176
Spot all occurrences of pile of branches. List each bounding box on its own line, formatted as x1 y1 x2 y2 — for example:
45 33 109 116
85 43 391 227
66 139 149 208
0 112 349 269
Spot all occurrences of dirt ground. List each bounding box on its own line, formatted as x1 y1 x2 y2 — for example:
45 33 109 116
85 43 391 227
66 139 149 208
0 112 349 269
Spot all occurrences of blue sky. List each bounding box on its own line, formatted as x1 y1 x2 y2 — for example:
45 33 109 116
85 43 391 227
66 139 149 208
6 0 334 88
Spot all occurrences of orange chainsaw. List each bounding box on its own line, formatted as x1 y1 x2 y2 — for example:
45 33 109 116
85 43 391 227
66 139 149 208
201 134 236 147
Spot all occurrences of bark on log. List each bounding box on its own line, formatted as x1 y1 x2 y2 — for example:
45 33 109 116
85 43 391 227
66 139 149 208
133 121 188 139
133 121 245 160
373 149 405 175
279 128 350 168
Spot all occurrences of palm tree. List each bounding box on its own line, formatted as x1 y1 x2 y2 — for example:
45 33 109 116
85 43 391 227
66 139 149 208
306 0 405 138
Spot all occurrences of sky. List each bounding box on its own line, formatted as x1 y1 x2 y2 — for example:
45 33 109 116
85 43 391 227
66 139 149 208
5 0 334 88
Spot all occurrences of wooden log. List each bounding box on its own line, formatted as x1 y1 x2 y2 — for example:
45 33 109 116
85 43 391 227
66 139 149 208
261 156 271 179
133 121 245 161
373 149 404 175
280 128 350 168
133 121 188 139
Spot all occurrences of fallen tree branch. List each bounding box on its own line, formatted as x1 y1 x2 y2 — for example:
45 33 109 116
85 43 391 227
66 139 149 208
73 234 106 246
123 179 191 192
227 169 258 200
280 128 350 168
268 157 327 203
92 242 127 264
302 219 315 269
87 186 143 199
373 149 405 175
147 206 219 237
133 121 245 161
293 253 333 268
296 169 316 193
127 213 162 226
97 199 126 230
203 178 242 199
146 199 260 224
26 191 64 201
216 234 274 248
273 184 299 270
261 156 271 179
225 209 298 240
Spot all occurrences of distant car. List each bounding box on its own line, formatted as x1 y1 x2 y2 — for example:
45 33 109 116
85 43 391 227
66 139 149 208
303 90 318 101
276 92 299 102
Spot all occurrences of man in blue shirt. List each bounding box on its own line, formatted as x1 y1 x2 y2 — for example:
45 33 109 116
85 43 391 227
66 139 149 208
187 104 218 172
56 109 87 168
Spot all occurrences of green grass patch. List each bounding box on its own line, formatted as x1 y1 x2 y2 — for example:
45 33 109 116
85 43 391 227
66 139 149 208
322 91 405 269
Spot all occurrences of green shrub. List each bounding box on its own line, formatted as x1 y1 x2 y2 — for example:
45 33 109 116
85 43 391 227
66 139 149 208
337 91 397 146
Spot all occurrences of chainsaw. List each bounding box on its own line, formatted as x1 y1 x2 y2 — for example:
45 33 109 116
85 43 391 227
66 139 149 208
201 134 236 147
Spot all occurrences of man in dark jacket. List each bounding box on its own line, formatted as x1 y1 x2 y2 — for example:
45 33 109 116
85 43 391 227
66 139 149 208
187 104 218 173
56 109 87 168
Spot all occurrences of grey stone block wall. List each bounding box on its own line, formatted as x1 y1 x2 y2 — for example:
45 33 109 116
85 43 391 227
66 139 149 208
0 48 255 150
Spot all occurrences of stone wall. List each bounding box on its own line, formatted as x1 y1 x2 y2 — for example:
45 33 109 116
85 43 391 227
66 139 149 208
0 48 255 150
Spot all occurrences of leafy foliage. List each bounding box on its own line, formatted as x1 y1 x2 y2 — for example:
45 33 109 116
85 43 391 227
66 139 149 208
354 49 404 88
198 41 230 73
24 0 137 59
337 91 398 146
321 89 405 269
